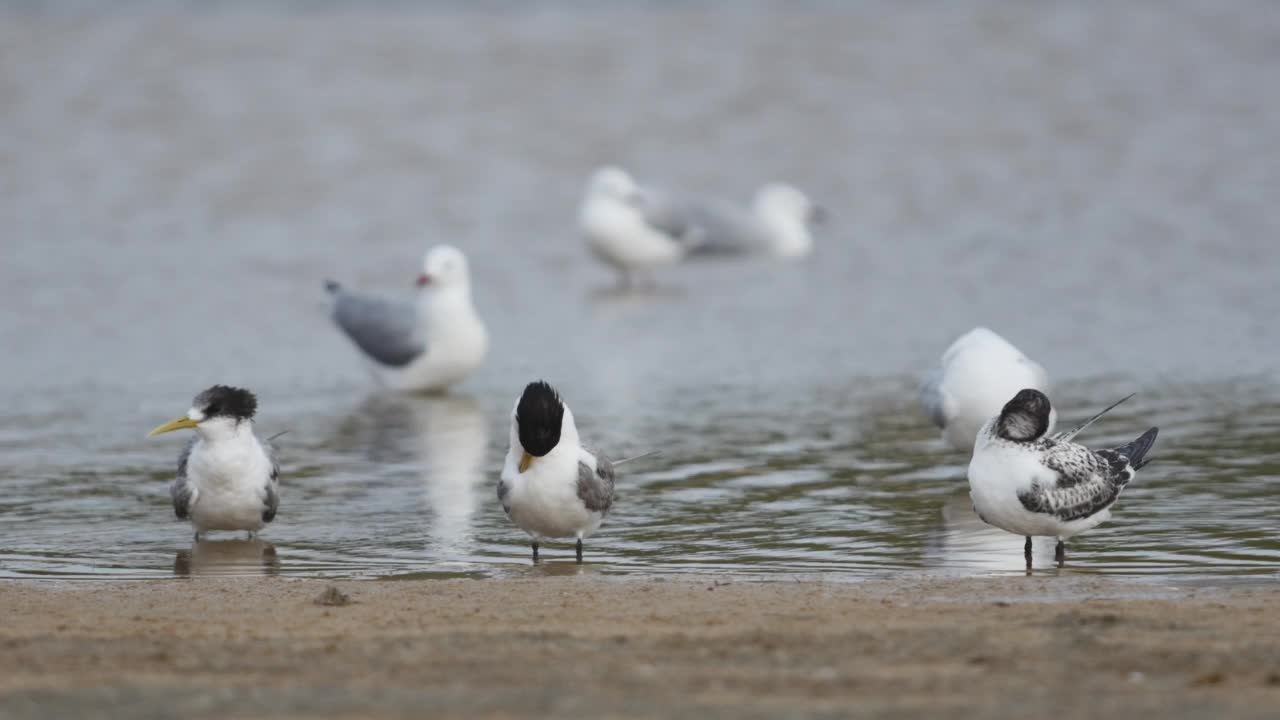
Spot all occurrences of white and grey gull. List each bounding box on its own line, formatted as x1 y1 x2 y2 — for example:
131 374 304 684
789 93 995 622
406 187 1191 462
578 165 824 286
148 385 280 541
325 244 487 393
578 166 699 287
496 380 652 563
967 389 1159 570
920 327 1055 452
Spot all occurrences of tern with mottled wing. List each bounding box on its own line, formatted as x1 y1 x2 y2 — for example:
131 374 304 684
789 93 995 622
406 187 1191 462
967 389 1159 570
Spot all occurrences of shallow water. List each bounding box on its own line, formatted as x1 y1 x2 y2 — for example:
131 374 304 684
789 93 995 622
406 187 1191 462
1 2 1278 581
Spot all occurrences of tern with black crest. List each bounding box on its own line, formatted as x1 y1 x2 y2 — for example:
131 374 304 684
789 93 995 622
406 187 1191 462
148 385 280 541
497 380 647 563
967 389 1158 570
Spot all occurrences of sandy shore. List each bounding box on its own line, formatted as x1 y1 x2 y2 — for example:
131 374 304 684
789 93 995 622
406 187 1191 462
2 576 1278 719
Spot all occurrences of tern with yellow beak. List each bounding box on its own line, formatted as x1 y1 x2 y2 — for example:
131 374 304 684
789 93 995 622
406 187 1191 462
148 385 280 541
496 380 622 564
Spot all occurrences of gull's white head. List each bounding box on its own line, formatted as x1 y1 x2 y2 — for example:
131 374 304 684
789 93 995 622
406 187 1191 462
587 166 640 203
148 385 258 441
509 380 578 473
417 245 472 290
753 183 824 257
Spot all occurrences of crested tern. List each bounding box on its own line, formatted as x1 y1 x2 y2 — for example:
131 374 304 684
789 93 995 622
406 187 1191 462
496 380 629 564
148 385 280 541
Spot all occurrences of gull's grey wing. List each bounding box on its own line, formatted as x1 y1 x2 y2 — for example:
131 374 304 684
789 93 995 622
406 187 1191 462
327 284 424 368
679 201 773 256
262 437 280 523
634 188 696 241
171 436 197 520
918 368 951 429
1016 431 1156 522
577 453 615 513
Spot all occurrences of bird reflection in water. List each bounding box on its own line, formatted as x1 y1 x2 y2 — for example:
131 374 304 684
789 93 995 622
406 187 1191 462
173 538 281 577
337 393 489 558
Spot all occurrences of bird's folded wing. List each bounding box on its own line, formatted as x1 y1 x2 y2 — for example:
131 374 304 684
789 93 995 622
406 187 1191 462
678 201 772 255
262 437 280 523
577 452 615 513
171 437 197 520
1017 443 1125 521
331 290 425 368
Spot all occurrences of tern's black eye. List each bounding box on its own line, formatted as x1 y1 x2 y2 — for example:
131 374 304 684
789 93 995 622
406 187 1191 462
205 402 221 416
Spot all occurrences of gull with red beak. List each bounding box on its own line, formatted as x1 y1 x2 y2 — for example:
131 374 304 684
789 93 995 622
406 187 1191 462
324 245 487 393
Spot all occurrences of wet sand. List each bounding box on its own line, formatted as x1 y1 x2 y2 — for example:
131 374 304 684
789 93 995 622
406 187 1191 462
2 576 1278 718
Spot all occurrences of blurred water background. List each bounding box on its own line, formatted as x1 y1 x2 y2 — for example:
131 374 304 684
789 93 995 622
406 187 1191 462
1 1 1277 580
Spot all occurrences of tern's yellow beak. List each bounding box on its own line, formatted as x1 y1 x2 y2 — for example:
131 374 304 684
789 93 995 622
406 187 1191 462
148 416 199 437
518 451 533 473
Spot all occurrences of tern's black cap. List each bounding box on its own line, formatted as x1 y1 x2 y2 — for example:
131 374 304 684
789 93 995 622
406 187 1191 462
516 380 564 457
193 385 258 422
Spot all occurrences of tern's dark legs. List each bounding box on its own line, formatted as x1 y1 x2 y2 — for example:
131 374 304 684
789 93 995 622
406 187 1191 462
531 541 540 564
1054 540 1066 567
576 538 584 564
1024 536 1033 572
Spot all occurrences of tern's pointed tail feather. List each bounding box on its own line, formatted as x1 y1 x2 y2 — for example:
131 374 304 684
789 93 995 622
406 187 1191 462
1115 427 1159 470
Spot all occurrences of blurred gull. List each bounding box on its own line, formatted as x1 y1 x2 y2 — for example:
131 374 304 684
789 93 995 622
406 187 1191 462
579 166 823 283
578 166 696 287
325 245 488 393
147 385 280 541
672 183 826 259
919 327 1054 452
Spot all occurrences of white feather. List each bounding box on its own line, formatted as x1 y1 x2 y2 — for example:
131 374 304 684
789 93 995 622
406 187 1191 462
921 327 1055 452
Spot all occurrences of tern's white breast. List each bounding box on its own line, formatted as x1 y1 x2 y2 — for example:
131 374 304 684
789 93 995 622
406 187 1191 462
502 446 600 540
186 433 274 533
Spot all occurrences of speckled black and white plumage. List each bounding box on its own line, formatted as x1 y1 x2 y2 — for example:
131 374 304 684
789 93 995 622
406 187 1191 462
1014 427 1158 522
967 389 1159 566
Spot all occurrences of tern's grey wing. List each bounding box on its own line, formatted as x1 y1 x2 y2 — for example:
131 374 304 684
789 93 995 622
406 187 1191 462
1017 442 1132 522
497 477 512 515
171 437 197 520
329 287 424 368
577 453 615 513
262 437 280 523
918 368 951 429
